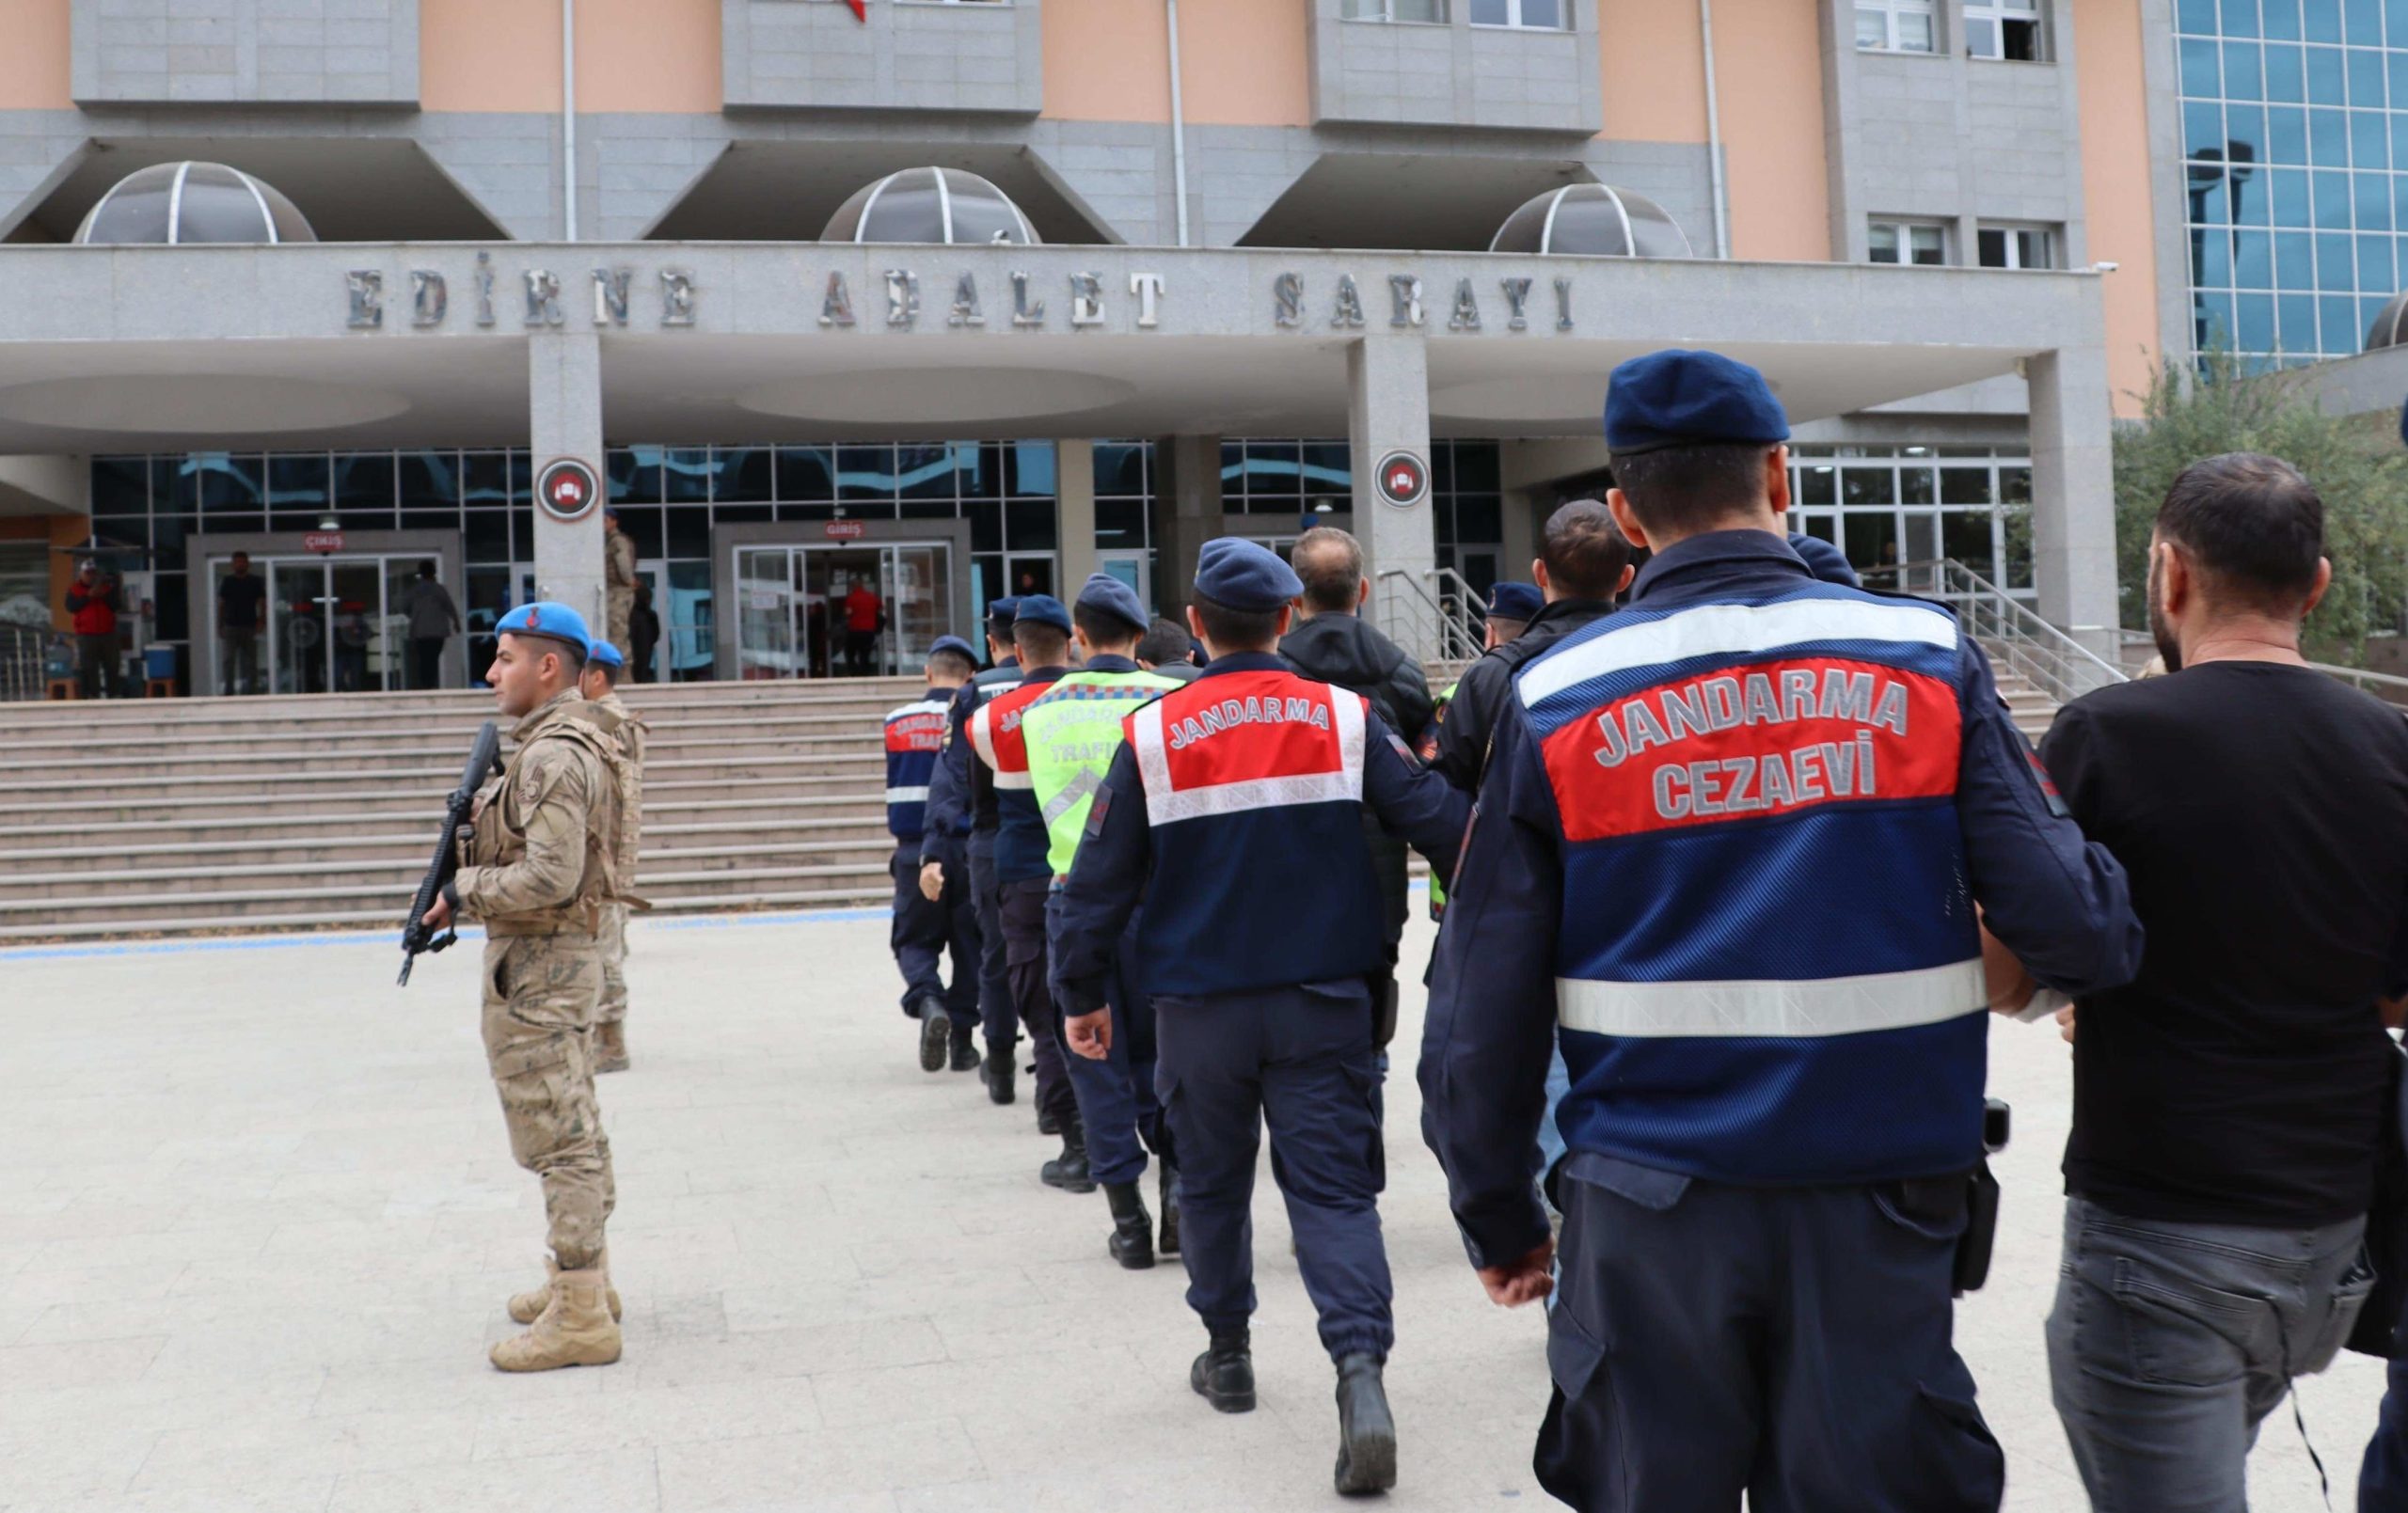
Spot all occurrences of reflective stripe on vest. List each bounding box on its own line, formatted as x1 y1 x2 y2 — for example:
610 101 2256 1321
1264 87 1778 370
1127 673 1367 827
968 691 1036 792
1556 959 1986 1039
1022 670 1179 876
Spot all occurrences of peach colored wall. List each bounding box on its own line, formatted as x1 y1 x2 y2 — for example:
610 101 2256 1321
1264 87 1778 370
1713 0 1830 262
421 0 560 112
2075 0 2160 417
1597 0 1705 144
1044 0 1170 121
578 0 721 112
1180 0 1310 127
0 0 72 110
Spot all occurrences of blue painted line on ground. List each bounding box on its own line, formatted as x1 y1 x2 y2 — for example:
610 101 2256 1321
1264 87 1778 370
0 905 891 963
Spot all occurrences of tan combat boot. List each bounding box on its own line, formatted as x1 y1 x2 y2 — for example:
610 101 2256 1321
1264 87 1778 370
594 1021 630 1074
490 1269 622 1372
508 1253 623 1325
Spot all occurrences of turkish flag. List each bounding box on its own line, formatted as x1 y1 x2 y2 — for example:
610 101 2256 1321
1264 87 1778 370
847 0 865 17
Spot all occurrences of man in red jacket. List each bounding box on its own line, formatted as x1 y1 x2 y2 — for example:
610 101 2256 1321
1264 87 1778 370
65 559 122 700
842 575 884 678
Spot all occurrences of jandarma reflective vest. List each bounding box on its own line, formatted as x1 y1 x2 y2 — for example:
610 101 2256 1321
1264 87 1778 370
1021 669 1180 879
1123 670 1383 996
1514 586 1985 1182
883 694 951 841
969 671 1066 884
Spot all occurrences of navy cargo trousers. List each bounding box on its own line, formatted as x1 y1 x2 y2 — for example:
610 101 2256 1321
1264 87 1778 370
888 840 978 1028
1155 979 1392 1363
1539 1155 2004 1512
1045 893 1170 1186
965 830 1015 1053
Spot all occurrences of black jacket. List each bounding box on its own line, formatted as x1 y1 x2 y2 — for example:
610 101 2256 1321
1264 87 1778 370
1280 612 1436 746
1430 597 1617 793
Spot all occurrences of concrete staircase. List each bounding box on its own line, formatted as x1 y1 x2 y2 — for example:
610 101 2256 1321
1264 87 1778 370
0 658 2069 944
0 678 922 941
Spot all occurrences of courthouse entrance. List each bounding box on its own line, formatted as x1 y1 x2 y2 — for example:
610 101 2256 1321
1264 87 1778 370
724 527 969 681
198 532 465 695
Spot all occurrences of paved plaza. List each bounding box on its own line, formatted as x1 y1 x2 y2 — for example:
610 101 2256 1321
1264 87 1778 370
0 905 2386 1512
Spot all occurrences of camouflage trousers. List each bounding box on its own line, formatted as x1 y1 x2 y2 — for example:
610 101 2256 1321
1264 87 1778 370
598 903 629 1027
481 931 616 1270
607 589 633 656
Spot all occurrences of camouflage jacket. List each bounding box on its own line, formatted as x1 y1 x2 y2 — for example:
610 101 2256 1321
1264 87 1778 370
453 689 625 934
606 530 638 591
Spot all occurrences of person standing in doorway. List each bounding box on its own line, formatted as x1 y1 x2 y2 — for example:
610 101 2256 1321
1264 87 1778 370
401 560 460 691
604 509 637 654
843 573 884 678
65 559 121 700
627 581 661 684
216 552 266 696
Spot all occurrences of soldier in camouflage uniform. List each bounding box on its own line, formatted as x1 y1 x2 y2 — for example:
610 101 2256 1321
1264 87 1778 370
579 638 644 1073
605 510 638 653
419 601 629 1373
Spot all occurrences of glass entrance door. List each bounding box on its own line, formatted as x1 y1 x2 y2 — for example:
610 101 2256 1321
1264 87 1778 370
246 553 430 694
734 541 955 680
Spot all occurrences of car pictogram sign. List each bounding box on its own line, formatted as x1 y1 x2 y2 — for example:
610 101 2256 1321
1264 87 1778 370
535 458 602 523
1374 449 1429 509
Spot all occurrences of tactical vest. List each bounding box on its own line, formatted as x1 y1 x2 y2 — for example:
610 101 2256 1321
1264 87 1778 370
1122 669 1382 997
883 694 951 841
464 701 637 934
1020 669 1179 878
969 671 1062 885
1516 582 1985 1183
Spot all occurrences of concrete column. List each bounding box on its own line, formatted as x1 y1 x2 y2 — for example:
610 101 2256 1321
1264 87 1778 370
1055 440 1099 591
528 330 607 626
1151 434 1224 613
2024 346 2120 649
1347 335 1434 654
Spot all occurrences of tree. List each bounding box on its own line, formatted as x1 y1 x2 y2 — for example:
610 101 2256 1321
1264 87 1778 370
2114 352 2408 661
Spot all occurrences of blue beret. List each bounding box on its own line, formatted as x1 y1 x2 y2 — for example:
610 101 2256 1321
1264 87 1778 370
497 601 593 656
587 639 625 669
1013 594 1072 633
1075 572 1148 634
1486 582 1543 622
1786 532 1861 589
1604 349 1791 456
986 595 1021 623
1194 538 1303 612
929 635 978 661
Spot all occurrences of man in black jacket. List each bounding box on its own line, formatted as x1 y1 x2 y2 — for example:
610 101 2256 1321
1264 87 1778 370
1279 527 1437 1054
1430 501 1634 793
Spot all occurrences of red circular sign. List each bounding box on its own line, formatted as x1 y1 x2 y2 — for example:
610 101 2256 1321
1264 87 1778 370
1374 449 1429 509
302 530 344 555
535 457 602 523
824 520 866 540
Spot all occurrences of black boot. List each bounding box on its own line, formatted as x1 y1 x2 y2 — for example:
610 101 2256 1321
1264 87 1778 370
914 994 949 1074
1190 1329 1255 1413
1333 1353 1398 1495
1157 1160 1181 1257
1103 1181 1155 1269
949 1024 980 1073
983 1042 1016 1105
1038 1104 1061 1137
1041 1127 1096 1193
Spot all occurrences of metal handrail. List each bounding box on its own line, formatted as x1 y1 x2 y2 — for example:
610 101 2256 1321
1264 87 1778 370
1866 558 2127 704
1373 568 1487 663
0 623 51 701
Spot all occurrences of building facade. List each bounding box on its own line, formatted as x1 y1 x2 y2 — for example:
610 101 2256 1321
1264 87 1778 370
0 0 2184 691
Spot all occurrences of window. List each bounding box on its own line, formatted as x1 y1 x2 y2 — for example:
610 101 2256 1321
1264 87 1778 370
1977 224 2057 269
1856 0 1936 53
1343 0 1445 18
1868 219 1948 265
1468 0 1564 29
1965 0 2044 61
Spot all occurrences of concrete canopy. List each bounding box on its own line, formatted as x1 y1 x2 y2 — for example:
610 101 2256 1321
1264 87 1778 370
0 242 2100 452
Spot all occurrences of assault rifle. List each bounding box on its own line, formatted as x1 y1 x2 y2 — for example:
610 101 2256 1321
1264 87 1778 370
398 720 502 986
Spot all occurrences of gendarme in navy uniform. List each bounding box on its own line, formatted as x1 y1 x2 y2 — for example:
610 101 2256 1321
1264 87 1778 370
919 598 1023 1101
1419 350 2145 1512
886 635 983 1075
1053 538 1466 1497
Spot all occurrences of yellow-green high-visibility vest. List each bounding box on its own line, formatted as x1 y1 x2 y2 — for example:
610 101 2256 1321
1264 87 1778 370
1022 668 1180 878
